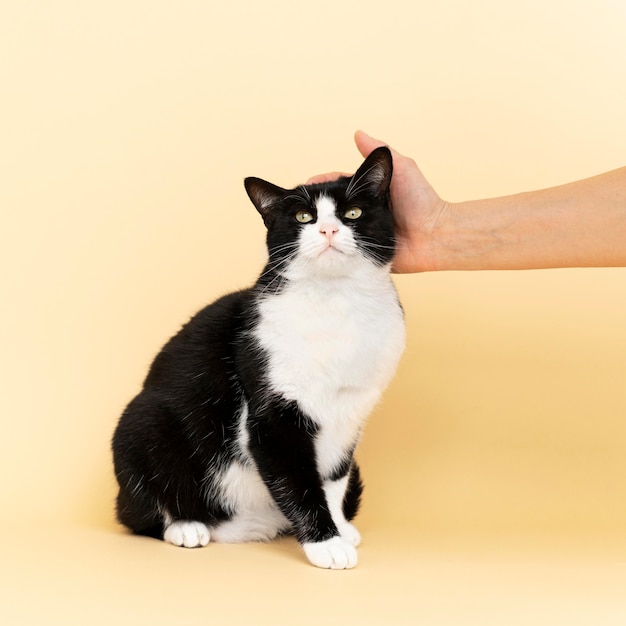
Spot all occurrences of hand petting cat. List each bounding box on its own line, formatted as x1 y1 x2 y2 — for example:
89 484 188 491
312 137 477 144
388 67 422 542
308 130 449 274
311 131 626 273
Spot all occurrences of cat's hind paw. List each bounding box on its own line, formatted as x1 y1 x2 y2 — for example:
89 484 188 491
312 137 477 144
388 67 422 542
303 537 358 570
163 521 210 548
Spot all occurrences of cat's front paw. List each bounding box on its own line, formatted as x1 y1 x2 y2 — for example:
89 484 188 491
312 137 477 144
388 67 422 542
338 522 361 547
163 521 210 548
303 537 358 570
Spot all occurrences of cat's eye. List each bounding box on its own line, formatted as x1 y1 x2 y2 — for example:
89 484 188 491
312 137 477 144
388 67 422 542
344 207 363 220
295 210 314 224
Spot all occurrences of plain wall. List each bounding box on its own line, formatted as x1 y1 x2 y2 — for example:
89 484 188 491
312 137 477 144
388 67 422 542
2 0 625 544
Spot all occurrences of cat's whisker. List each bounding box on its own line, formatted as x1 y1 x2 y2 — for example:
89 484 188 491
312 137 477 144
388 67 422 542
267 241 300 256
282 193 310 205
345 162 379 199
258 273 285 297
271 251 299 270
257 271 286 295
345 179 377 199
359 238 396 250
298 185 311 202
256 252 302 295
257 246 300 281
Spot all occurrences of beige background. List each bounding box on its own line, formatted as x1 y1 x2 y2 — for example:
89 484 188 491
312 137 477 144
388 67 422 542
1 1 625 624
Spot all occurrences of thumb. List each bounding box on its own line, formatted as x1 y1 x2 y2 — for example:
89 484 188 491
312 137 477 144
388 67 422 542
354 130 389 158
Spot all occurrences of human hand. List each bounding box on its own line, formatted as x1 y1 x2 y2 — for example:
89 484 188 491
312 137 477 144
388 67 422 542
307 130 450 273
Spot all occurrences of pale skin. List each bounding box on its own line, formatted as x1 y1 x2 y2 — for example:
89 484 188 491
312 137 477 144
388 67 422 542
308 131 626 273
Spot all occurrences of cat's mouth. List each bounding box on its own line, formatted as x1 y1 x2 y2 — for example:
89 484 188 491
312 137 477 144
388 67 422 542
317 245 346 260
319 239 350 255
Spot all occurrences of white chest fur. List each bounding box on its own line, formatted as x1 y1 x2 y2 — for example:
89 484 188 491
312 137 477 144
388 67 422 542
254 270 405 476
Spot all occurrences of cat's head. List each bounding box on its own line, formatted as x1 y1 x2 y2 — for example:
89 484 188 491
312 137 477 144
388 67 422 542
244 147 394 279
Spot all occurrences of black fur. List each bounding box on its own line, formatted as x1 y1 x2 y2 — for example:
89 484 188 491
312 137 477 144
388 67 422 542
112 147 394 548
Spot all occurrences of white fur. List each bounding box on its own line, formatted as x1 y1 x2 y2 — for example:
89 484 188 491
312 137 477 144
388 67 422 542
324 476 361 546
208 459 291 542
199 404 291 542
256 278 404 478
163 520 210 548
288 195 359 278
303 536 358 569
255 196 405 477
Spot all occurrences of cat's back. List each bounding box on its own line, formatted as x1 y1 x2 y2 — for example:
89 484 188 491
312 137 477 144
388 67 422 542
143 288 255 391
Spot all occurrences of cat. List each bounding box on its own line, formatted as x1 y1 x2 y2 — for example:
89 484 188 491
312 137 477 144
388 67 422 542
111 146 406 569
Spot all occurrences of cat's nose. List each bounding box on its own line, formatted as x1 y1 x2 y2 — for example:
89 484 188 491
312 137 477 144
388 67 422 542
319 223 339 243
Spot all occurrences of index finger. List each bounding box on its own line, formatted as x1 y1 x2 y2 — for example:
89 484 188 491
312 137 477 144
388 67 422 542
305 171 352 185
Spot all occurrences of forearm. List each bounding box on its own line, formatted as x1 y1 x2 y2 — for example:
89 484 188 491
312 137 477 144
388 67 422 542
432 167 626 271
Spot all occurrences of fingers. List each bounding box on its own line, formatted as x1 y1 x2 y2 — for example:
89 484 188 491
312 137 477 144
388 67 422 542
306 171 351 185
305 130 399 185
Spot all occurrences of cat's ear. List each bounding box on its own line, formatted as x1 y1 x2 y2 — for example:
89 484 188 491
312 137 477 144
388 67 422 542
348 146 393 198
244 177 287 224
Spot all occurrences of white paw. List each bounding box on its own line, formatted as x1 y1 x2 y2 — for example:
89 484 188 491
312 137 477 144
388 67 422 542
338 522 361 547
163 521 210 548
303 537 358 570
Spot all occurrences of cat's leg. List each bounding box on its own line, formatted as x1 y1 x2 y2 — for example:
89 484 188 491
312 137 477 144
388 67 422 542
113 394 218 548
247 400 358 569
115 479 164 539
323 468 362 547
116 475 212 548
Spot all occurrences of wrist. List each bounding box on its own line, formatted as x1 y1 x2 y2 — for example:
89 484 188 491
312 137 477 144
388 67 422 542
428 199 507 272
426 200 473 272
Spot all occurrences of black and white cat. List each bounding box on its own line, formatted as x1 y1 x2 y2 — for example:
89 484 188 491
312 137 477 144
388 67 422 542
112 147 405 569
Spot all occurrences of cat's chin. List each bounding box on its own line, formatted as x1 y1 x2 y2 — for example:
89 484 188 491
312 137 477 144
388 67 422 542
311 248 354 275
